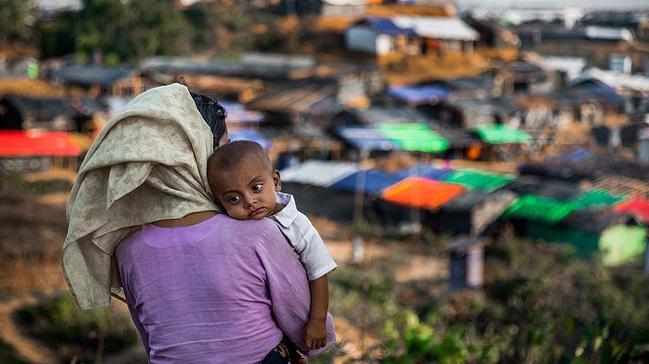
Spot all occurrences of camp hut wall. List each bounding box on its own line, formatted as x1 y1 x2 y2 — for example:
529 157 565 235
346 17 418 55
0 131 84 173
438 189 517 235
1 97 71 131
449 236 488 290
281 161 360 223
330 169 408 223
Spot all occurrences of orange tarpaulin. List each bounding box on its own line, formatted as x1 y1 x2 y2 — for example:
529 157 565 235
381 177 465 209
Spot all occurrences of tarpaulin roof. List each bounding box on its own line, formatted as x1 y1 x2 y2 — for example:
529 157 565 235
381 177 465 209
505 195 576 224
357 17 418 36
473 124 532 144
334 126 399 152
572 189 626 210
378 123 449 153
396 163 453 180
281 160 359 187
330 169 406 195
0 130 82 156
53 66 133 87
229 128 272 150
387 85 450 104
442 169 512 192
505 175 582 201
615 198 649 224
505 189 625 225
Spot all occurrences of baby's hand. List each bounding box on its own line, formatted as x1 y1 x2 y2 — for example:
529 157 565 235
305 318 327 350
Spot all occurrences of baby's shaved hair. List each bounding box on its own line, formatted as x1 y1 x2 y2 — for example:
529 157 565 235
207 141 273 191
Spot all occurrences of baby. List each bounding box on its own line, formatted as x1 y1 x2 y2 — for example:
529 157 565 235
207 140 337 351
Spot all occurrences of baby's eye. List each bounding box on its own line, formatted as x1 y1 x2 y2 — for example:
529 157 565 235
227 195 241 204
252 183 263 192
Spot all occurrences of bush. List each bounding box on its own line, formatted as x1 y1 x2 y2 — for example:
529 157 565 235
15 294 137 363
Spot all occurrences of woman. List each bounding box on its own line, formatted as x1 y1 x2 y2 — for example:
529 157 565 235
62 83 335 363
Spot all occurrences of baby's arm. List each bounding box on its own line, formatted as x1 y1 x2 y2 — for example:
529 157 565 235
306 275 329 349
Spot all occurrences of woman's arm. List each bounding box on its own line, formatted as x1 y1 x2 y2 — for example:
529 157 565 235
255 224 336 356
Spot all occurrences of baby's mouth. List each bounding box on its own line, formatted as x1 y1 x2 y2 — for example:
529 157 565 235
248 207 267 218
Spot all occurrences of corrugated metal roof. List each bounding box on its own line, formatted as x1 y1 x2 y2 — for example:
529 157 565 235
280 160 360 187
392 16 479 41
585 26 633 42
358 17 418 36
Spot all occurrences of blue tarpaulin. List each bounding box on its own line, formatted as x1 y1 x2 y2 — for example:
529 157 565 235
396 164 453 180
229 128 271 150
330 169 406 195
363 17 417 36
335 126 399 152
387 85 450 104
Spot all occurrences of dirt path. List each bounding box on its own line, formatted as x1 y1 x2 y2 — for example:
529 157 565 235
0 297 59 364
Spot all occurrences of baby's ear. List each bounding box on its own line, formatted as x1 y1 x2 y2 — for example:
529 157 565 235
273 170 281 192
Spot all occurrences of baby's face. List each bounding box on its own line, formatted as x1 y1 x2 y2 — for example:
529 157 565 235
212 161 281 220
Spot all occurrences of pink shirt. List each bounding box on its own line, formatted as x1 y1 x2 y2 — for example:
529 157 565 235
116 214 335 364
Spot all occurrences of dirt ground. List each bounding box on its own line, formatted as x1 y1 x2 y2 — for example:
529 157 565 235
0 188 448 363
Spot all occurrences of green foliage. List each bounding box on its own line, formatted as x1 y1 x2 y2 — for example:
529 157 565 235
376 237 649 363
35 0 200 63
0 0 36 46
15 294 137 363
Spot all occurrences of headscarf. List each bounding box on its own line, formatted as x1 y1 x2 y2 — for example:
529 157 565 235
63 83 219 309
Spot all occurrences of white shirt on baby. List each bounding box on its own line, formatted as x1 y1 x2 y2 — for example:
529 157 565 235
269 192 337 281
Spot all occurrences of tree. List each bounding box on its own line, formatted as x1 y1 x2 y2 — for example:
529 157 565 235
0 0 37 46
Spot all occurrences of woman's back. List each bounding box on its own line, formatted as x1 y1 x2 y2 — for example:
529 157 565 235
116 214 297 364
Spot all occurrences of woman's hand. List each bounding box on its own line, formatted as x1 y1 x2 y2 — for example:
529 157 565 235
305 318 327 350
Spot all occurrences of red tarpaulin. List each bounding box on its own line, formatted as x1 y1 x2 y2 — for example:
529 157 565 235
615 198 649 224
0 131 82 157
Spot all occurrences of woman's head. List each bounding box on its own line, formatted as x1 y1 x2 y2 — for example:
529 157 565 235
189 90 229 148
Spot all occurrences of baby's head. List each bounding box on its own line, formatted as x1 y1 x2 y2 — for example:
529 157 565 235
208 141 281 220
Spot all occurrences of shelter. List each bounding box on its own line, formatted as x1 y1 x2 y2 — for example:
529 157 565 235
387 84 450 104
0 131 82 157
504 175 582 201
333 126 399 153
438 189 517 235
52 65 141 97
377 123 449 153
442 169 512 192
472 124 532 145
615 199 649 224
525 208 646 266
281 160 361 223
381 177 465 210
391 16 479 50
449 236 488 290
330 169 406 196
0 96 103 131
345 17 418 55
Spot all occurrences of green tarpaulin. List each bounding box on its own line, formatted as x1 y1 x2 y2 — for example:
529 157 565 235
378 123 449 153
443 169 513 192
473 124 532 145
506 189 626 225
526 222 646 266
505 195 576 224
572 189 626 209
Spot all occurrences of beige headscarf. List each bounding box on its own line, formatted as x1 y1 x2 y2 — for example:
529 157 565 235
62 83 220 310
